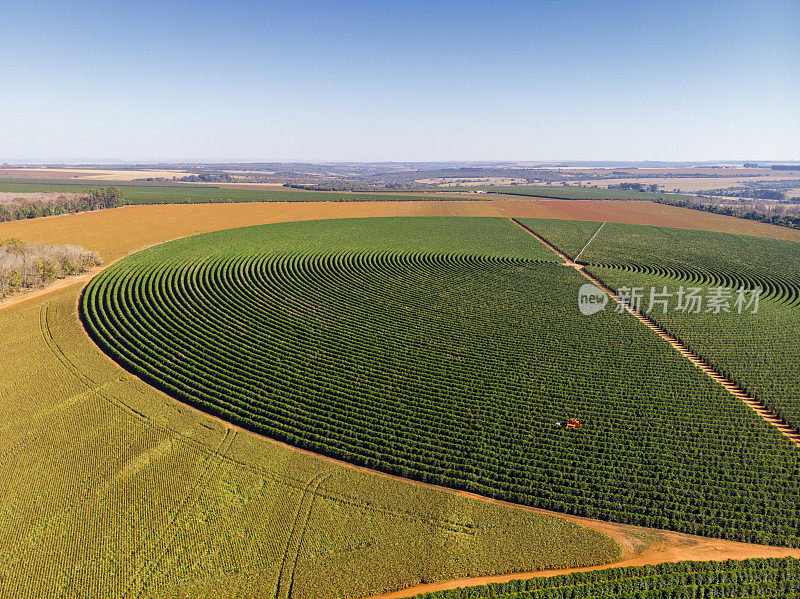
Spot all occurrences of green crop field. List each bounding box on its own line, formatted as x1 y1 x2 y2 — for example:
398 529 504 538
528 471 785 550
593 261 800 429
524 221 800 431
461 185 695 202
517 218 605 258
0 180 695 206
409 558 800 599
81 217 800 547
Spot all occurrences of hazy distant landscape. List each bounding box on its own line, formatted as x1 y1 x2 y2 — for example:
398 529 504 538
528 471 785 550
3 161 799 229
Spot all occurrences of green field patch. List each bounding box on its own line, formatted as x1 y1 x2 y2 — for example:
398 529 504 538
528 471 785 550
516 218 604 259
82 217 800 546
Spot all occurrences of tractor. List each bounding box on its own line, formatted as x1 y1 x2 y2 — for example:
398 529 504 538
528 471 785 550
565 418 581 430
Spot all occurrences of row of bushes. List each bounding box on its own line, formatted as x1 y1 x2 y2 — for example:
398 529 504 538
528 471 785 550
410 558 800 598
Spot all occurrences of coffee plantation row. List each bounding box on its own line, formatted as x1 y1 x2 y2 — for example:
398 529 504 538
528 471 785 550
0 273 620 599
409 558 800 599
81 218 800 546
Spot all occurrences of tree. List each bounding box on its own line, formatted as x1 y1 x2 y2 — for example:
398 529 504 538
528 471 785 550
85 186 124 210
9 269 20 293
104 186 123 208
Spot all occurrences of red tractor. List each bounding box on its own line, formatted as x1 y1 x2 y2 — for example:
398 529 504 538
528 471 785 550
565 418 581 430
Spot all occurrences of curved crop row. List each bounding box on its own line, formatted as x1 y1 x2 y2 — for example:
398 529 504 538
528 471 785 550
588 263 800 432
585 261 800 308
81 222 800 547
409 558 800 599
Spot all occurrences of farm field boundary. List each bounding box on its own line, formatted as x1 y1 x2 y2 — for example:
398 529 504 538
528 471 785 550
2 201 800 264
6 198 800 312
82 217 800 546
574 221 606 261
510 218 800 447
70 232 800 593
528 219 800 431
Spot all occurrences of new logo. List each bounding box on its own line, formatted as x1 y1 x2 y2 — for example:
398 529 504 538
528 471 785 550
578 283 608 315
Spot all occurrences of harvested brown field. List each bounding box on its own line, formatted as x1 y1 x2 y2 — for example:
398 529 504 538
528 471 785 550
3 201 800 597
1 200 798 268
0 167 192 181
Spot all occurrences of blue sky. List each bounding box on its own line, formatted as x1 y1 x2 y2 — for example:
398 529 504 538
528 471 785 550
1 0 797 161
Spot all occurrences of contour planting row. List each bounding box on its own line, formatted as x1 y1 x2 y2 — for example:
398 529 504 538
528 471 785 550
520 218 800 307
588 264 800 432
410 558 800 599
586 261 800 308
82 244 800 546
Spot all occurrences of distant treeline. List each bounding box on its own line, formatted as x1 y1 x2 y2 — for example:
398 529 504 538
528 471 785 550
653 197 800 230
699 188 788 201
138 172 236 183
608 182 662 192
177 172 235 183
0 238 101 299
284 182 422 192
0 187 123 222
772 164 800 171
463 184 695 202
0 182 453 207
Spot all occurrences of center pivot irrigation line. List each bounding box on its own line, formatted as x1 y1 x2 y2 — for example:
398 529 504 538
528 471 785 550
510 218 800 447
574 221 606 262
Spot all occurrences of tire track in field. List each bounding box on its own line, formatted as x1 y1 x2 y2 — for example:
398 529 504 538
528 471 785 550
41 300 151 421
510 218 800 447
574 220 606 261
30 237 800 599
125 428 238 599
0 303 135 573
274 471 331 599
43 295 491 538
